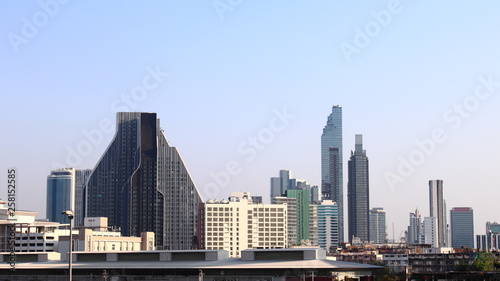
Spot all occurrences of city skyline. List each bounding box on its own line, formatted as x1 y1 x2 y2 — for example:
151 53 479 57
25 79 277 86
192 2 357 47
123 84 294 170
2 1 500 240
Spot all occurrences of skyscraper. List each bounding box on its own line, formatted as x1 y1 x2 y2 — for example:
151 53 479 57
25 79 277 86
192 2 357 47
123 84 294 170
429 179 448 247
347 134 369 243
450 207 474 248
46 168 75 224
321 105 343 242
369 208 386 244
85 112 203 250
74 169 92 227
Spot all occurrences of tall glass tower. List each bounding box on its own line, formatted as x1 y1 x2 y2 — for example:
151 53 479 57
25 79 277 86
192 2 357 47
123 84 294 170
321 105 343 242
347 134 369 243
85 112 203 250
46 168 75 224
450 207 474 248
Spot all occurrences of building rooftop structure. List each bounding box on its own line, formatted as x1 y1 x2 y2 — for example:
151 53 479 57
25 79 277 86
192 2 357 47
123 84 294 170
0 248 382 280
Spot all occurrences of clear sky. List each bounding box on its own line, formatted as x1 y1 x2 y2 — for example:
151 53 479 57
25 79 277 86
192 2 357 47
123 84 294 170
1 1 500 241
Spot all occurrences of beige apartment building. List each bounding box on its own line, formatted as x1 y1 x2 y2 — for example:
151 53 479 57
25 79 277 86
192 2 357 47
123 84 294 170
203 192 287 257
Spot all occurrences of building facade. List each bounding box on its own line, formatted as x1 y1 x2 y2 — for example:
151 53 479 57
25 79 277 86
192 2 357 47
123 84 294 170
85 112 203 250
369 208 386 244
321 105 344 242
203 195 287 257
273 196 297 247
429 179 448 247
74 169 92 227
347 134 369 243
318 200 339 251
46 168 76 224
286 189 313 245
450 207 474 249
407 208 424 245
424 216 438 247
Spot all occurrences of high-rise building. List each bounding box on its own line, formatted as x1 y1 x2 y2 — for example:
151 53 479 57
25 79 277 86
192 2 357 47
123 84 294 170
270 170 318 204
486 221 500 234
46 168 76 224
347 134 369 243
286 189 314 245
424 216 438 247
318 200 339 251
450 207 474 248
202 193 287 257
270 170 291 202
369 208 386 244
273 196 297 246
74 169 92 227
407 208 424 244
85 112 203 250
429 180 448 247
321 105 344 242
477 222 500 251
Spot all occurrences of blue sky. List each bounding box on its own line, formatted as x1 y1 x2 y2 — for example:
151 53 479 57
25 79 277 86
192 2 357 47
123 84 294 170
2 1 500 240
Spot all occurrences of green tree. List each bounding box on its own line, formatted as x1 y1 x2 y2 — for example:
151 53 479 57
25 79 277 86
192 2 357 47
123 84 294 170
471 253 496 271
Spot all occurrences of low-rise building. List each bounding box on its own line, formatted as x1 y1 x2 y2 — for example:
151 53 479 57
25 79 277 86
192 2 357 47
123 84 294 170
0 248 382 280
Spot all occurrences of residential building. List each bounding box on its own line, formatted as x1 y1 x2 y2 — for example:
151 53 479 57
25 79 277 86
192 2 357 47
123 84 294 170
407 208 424 244
286 189 315 245
321 105 344 242
309 204 319 246
429 179 448 247
424 217 438 247
46 168 75 224
348 134 369 243
318 200 339 251
370 208 386 244
273 196 297 247
450 207 474 248
202 193 287 257
85 112 203 250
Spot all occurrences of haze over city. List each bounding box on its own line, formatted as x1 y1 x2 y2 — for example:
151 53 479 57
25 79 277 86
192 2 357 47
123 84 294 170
1 1 500 240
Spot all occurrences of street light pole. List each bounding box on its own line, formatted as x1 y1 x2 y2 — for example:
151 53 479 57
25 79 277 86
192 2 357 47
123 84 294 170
62 210 74 281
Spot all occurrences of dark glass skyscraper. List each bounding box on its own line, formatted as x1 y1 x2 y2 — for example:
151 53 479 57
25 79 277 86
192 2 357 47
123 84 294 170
450 207 474 248
347 134 369 243
74 169 92 227
85 112 202 250
46 168 75 224
321 105 343 242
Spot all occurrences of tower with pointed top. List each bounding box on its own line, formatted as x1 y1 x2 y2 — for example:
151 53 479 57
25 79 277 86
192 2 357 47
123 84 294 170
321 105 343 242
